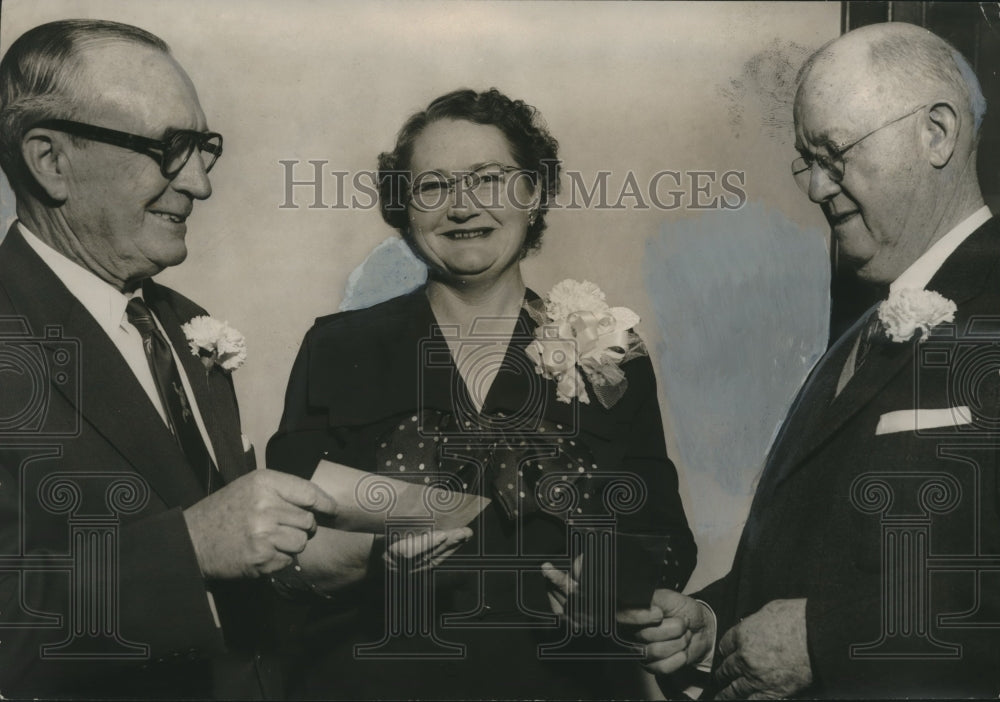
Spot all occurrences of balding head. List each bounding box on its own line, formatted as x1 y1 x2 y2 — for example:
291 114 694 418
792 22 986 286
798 22 985 145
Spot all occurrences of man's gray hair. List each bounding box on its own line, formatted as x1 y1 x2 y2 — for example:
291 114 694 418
868 28 987 135
0 19 169 195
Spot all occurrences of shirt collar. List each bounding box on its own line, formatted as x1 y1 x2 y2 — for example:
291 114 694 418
16 221 134 337
890 205 992 292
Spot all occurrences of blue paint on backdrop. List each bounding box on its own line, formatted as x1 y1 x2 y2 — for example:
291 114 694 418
340 236 427 311
645 202 829 497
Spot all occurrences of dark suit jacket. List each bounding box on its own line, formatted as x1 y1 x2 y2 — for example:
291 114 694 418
695 217 1000 698
0 225 278 698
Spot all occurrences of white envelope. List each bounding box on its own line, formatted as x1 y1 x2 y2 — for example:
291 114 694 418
875 406 973 435
311 461 490 533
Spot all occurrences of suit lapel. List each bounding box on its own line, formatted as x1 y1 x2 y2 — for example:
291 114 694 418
772 218 1000 485
0 226 205 507
759 315 860 487
143 283 246 485
782 323 913 475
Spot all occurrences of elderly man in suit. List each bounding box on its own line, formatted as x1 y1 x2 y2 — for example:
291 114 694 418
0 19 344 698
622 22 1000 699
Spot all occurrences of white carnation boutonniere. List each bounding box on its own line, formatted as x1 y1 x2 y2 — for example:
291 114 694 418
524 279 647 409
181 316 247 373
878 288 957 343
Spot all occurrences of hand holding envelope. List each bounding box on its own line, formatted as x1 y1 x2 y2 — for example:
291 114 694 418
310 460 490 532
288 460 487 594
384 527 474 573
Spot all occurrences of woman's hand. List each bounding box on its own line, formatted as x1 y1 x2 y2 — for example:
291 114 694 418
384 527 473 573
541 554 583 617
542 554 603 629
295 528 376 593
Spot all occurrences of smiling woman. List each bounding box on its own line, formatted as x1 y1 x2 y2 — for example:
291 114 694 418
266 87 697 700
405 119 538 285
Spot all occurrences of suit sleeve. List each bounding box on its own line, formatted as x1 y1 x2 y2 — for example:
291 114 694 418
266 326 332 478
616 354 697 595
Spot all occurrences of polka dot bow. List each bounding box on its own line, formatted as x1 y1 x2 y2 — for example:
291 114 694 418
374 410 603 522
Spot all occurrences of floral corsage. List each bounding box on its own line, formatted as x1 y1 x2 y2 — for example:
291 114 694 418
524 279 647 408
181 316 247 372
878 288 956 343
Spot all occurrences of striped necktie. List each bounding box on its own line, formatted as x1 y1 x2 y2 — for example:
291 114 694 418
126 297 220 493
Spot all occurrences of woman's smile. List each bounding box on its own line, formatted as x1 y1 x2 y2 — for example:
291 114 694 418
438 227 494 240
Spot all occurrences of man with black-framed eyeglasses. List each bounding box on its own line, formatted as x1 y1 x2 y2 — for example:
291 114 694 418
0 19 346 699
628 21 1000 700
30 118 224 180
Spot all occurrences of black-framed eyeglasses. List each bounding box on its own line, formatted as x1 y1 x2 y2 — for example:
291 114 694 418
408 162 534 212
791 104 927 194
33 118 223 179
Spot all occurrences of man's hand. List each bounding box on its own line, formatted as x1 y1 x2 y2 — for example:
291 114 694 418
385 527 473 573
183 469 338 579
714 598 812 700
618 588 716 676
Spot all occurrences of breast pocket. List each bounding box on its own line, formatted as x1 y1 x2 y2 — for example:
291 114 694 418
875 406 973 435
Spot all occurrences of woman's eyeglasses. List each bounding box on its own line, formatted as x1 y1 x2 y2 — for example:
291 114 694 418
408 162 533 211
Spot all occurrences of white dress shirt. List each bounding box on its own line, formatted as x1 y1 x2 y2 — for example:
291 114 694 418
18 221 219 465
890 205 992 293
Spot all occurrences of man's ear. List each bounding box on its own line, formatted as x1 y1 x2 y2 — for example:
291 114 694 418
925 101 960 168
20 128 71 201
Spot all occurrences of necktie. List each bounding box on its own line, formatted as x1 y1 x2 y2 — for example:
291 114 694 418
854 307 884 372
126 297 219 493
834 306 883 397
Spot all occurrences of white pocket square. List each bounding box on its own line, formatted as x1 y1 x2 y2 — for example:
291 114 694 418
875 406 972 435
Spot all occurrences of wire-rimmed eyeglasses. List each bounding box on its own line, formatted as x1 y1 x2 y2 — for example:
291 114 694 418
408 162 534 211
791 104 927 194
